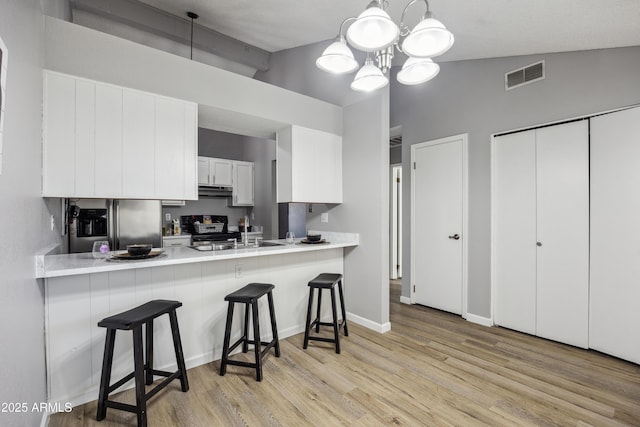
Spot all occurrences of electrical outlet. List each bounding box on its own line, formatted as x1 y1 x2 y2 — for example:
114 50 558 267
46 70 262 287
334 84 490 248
165 213 171 222
321 212 329 223
50 215 56 231
235 264 244 278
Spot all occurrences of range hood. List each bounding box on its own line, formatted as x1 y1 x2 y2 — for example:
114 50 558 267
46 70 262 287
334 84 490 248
198 185 232 198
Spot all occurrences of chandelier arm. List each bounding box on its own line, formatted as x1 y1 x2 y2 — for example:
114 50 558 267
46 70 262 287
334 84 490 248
400 0 431 33
338 16 358 37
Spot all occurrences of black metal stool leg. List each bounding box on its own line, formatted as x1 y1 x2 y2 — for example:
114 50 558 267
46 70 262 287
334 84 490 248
315 289 323 333
330 286 341 354
97 328 116 421
267 291 280 357
132 326 148 427
338 279 349 336
242 302 250 353
251 301 263 381
220 302 235 376
303 287 314 349
169 310 189 392
145 320 154 385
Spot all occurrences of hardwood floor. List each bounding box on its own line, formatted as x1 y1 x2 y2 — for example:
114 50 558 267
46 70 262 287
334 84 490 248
50 281 640 426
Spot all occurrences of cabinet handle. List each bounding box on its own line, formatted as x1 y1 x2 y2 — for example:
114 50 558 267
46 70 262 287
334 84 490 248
448 234 460 240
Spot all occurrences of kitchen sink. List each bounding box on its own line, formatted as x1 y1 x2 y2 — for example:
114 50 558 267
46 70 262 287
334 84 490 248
189 240 284 251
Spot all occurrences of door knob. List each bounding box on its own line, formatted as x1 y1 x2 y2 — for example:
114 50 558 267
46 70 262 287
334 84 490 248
448 234 460 240
536 242 542 247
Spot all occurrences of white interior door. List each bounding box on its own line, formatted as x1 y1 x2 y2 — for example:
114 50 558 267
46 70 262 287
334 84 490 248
411 135 467 315
535 121 589 348
590 106 640 363
493 130 537 334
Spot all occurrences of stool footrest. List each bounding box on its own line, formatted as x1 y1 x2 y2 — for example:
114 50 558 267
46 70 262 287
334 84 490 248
307 336 339 344
105 401 138 413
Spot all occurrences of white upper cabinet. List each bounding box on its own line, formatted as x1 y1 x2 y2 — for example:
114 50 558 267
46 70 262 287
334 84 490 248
232 160 254 206
277 125 342 204
42 71 198 200
197 157 233 187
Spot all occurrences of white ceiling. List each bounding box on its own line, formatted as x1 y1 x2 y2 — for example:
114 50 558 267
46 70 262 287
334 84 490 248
137 0 640 62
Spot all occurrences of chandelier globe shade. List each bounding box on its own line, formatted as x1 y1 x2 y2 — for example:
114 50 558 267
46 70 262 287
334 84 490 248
346 2 399 52
397 57 440 85
316 36 359 74
351 57 389 92
401 17 454 58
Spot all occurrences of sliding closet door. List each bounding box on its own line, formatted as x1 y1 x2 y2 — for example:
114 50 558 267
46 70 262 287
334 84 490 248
493 130 537 334
535 121 589 348
590 106 640 363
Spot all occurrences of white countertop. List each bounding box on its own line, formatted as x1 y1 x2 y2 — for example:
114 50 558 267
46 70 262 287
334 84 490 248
37 232 358 279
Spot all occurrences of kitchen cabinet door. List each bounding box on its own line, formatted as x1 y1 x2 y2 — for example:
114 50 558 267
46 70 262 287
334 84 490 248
74 80 96 197
155 97 186 199
197 157 211 185
43 72 75 197
232 160 254 206
122 90 155 197
182 102 198 200
94 83 123 197
212 158 233 186
590 106 640 364
277 125 342 203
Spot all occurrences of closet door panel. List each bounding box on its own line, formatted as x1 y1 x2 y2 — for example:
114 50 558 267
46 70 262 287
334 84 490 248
535 121 589 348
590 106 640 363
493 130 537 334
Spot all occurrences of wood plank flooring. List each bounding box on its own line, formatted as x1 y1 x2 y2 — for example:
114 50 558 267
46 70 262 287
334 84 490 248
50 281 640 426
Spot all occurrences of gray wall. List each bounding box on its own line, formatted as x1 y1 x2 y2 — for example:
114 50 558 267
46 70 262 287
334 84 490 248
0 1 63 425
391 45 640 318
259 45 391 328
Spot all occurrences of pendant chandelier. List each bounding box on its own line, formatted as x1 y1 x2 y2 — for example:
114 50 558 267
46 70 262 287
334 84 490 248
316 0 454 92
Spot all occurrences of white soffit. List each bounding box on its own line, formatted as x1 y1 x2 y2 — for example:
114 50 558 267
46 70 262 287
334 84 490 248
138 0 640 61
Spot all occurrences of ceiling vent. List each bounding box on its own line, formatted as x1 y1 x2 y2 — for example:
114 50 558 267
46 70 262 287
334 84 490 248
505 60 545 90
390 135 403 147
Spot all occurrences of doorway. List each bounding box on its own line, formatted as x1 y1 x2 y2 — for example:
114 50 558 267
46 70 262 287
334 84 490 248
410 134 468 317
390 165 402 280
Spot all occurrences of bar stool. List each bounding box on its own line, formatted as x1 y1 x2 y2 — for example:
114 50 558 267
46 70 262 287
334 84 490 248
96 300 189 427
220 283 280 381
303 273 349 354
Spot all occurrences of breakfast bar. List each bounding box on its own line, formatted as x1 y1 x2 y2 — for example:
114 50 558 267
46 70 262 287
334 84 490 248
38 233 358 407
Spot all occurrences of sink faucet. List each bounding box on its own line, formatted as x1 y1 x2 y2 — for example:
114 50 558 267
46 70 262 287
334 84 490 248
243 215 249 246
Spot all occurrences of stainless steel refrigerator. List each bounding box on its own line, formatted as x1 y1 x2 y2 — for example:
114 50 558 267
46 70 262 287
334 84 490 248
69 199 162 253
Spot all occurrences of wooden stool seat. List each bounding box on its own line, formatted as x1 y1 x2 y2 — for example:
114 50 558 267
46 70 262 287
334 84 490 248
220 283 280 381
96 300 189 427
303 273 348 354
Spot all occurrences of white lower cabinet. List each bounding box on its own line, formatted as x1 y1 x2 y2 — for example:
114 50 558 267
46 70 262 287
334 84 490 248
162 235 191 247
589 106 640 364
493 120 589 348
42 70 198 200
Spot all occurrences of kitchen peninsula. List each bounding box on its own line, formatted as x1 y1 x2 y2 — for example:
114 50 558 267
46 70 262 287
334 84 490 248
38 233 358 407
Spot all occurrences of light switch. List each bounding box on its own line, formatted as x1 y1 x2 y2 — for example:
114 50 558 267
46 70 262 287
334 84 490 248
321 213 329 223
165 213 171 222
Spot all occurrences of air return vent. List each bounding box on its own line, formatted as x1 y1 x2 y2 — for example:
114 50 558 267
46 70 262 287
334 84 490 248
505 60 545 90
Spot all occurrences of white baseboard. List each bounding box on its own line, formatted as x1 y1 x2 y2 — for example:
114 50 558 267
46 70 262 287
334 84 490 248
400 296 411 305
347 311 391 333
466 313 493 327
